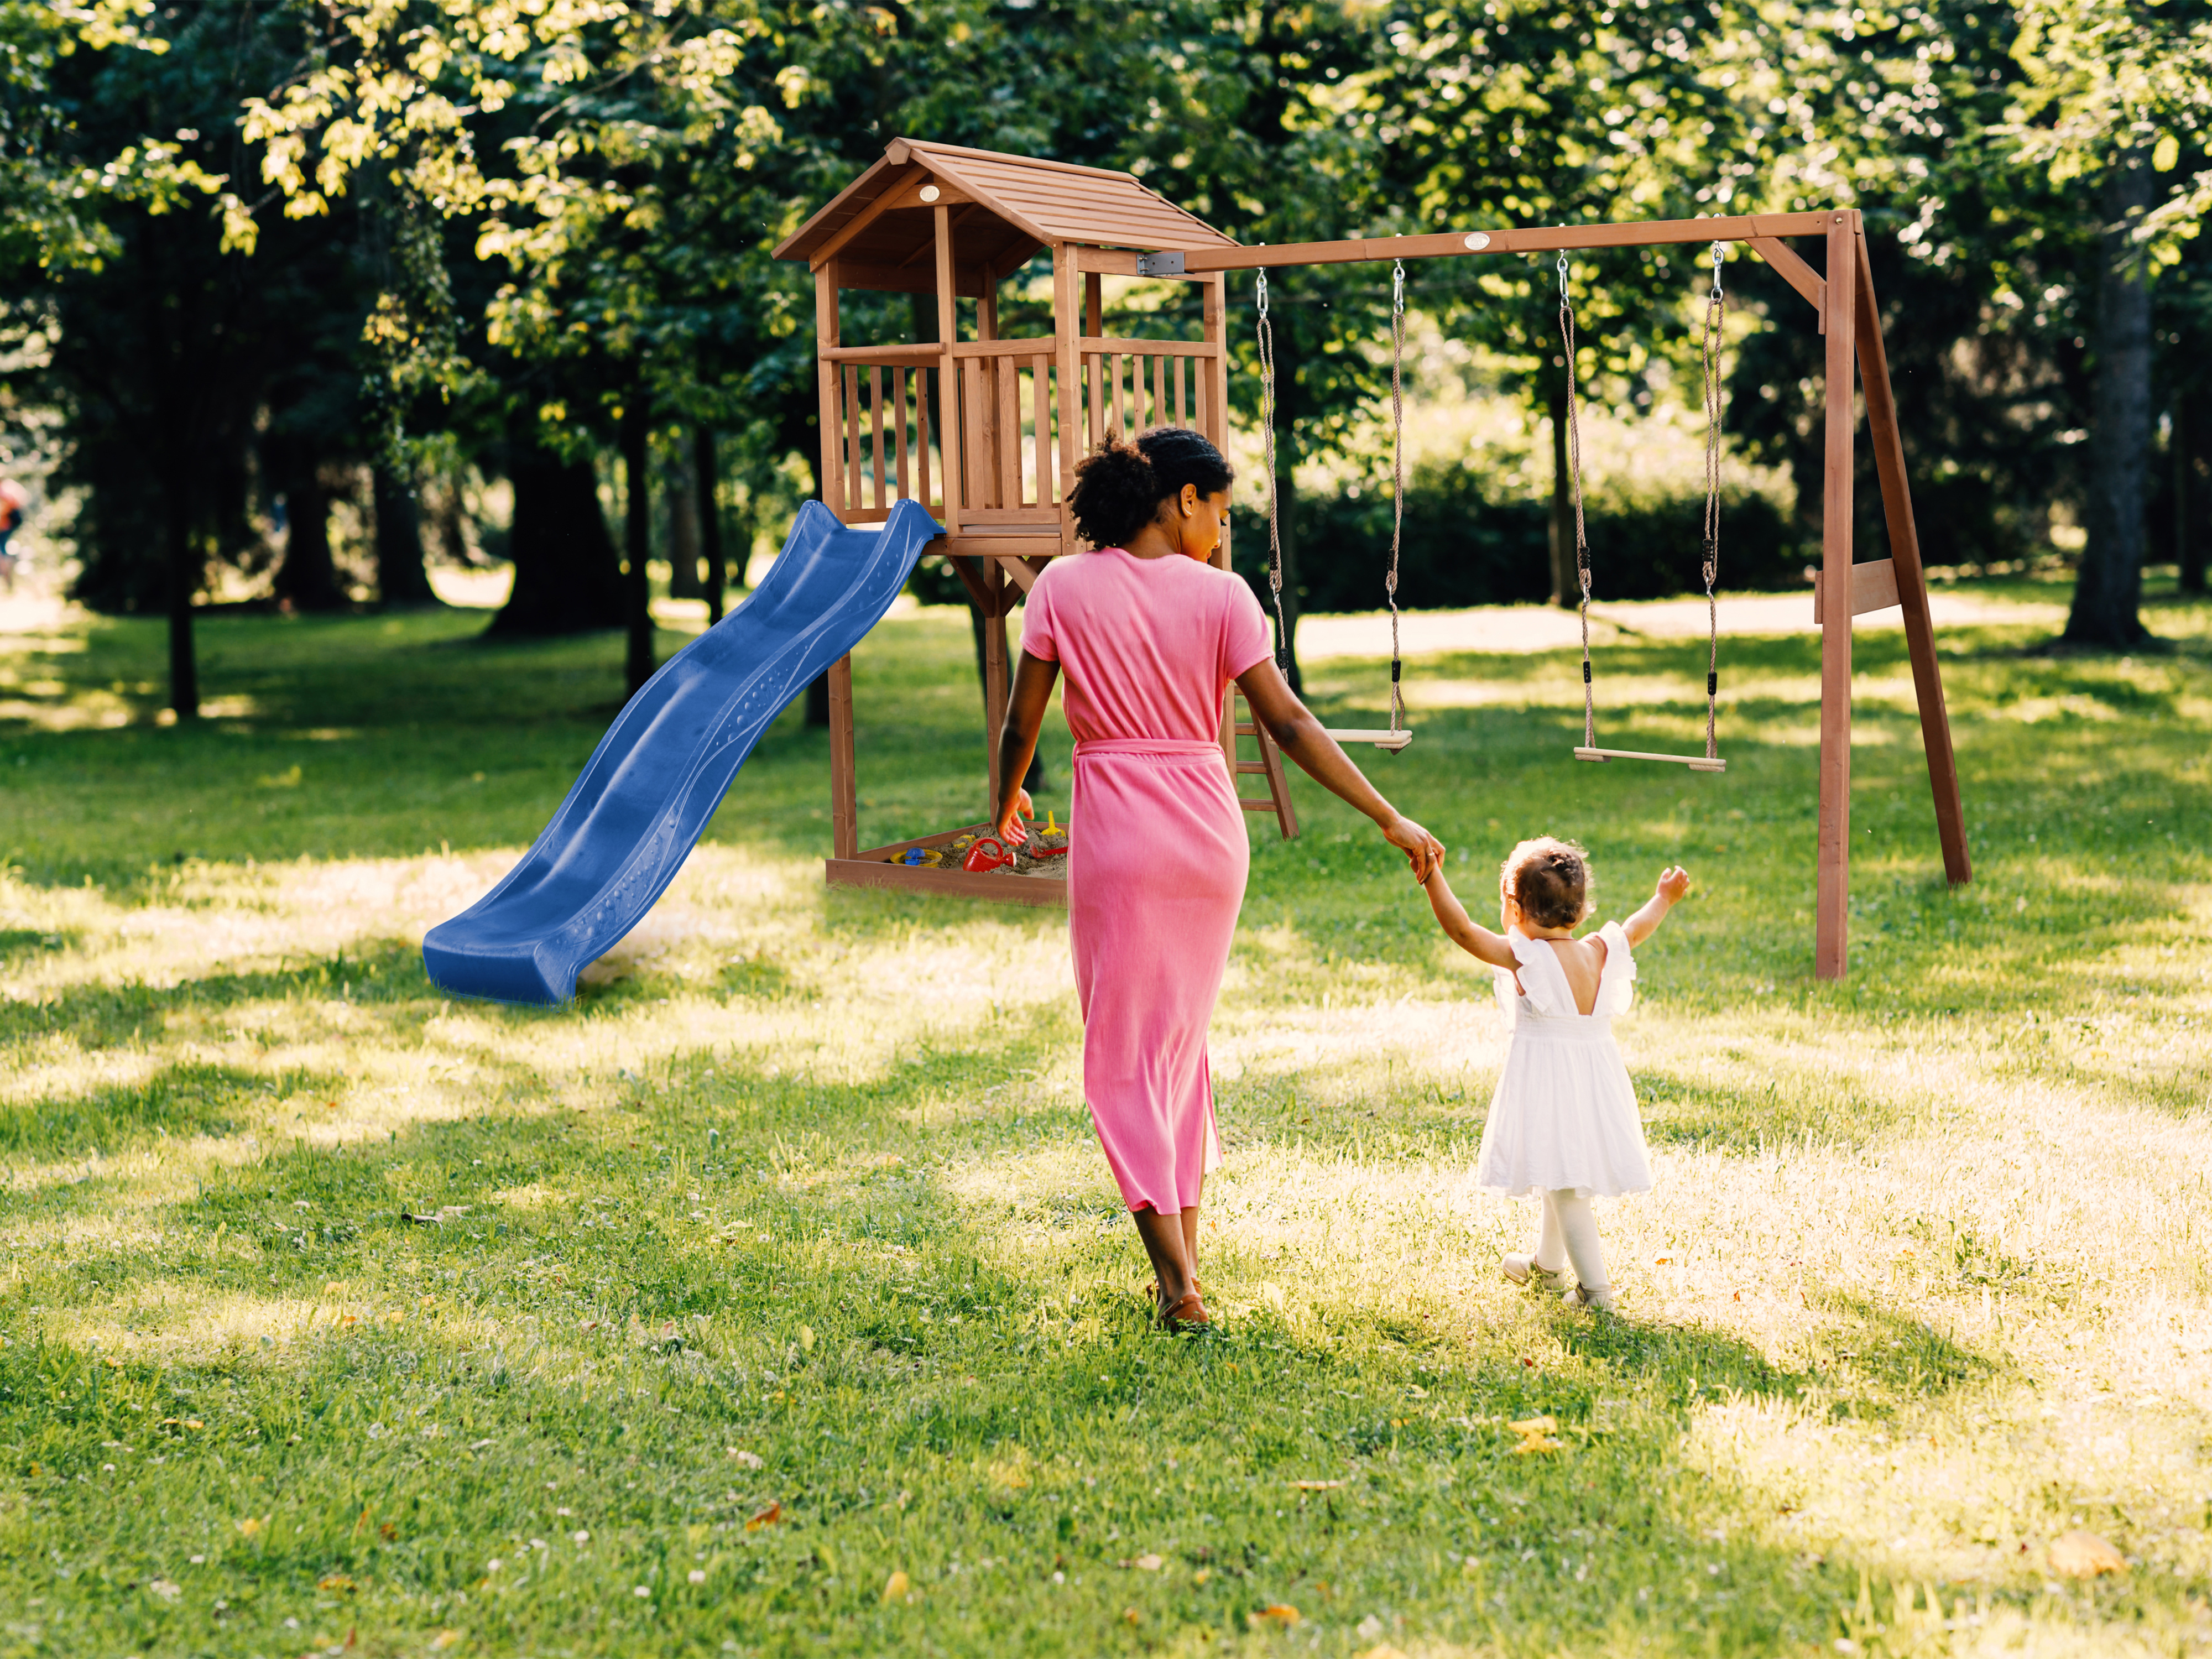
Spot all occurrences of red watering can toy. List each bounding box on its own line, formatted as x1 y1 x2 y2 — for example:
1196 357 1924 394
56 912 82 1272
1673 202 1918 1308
962 837 1016 874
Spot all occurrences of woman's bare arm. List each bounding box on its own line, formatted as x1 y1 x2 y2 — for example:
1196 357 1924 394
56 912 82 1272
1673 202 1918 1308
1421 866 1519 968
993 648 1061 841
1233 656 1443 880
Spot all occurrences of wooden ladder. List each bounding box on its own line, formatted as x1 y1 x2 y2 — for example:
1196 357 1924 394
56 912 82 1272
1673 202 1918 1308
1222 687 1298 839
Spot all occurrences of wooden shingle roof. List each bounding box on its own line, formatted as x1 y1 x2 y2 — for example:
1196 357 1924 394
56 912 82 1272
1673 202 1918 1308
773 139 1234 286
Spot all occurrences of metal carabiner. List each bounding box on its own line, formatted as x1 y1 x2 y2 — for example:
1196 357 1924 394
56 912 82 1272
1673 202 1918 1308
1256 268 1269 320
1391 258 1405 316
1556 250 1570 294
1710 239 1724 298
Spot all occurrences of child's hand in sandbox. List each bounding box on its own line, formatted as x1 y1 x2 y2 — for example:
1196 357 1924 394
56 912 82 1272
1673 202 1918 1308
995 787 1035 847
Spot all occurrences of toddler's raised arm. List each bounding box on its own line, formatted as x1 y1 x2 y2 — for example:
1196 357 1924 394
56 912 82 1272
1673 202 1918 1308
1422 867 1518 968
1621 865 1692 947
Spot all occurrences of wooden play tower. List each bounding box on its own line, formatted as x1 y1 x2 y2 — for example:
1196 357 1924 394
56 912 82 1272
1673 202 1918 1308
774 138 1970 979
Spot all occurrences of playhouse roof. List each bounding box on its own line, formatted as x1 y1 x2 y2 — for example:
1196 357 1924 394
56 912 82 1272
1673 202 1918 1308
773 139 1235 287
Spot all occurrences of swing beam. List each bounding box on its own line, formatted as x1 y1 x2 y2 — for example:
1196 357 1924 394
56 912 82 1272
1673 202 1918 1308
1157 207 1970 981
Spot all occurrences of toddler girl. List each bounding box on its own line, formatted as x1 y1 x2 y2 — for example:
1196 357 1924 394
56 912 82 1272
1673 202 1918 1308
1421 838 1689 1311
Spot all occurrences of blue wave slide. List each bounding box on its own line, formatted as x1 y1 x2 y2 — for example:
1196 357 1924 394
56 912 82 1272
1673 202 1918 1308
422 498 942 1004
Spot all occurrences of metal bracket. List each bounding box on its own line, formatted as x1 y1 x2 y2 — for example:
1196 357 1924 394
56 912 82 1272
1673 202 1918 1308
1134 249 1186 277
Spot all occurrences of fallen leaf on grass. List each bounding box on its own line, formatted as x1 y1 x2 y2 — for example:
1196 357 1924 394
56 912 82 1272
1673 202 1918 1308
745 1501 782 1531
1288 1480 1343 1491
428 1632 462 1651
2049 1531 2126 1577
1248 1604 1301 1627
147 1579 181 1600
1117 1553 1164 1571
236 1516 267 1539
881 1570 910 1603
726 1448 764 1469
319 1575 356 1593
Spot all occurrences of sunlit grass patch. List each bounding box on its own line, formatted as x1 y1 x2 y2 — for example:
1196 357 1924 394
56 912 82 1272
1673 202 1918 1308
0 585 2206 1655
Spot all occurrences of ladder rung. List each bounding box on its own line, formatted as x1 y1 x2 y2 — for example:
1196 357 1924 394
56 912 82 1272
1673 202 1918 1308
1239 799 1280 811
1234 761 1269 774
1573 746 1725 773
1234 723 1259 737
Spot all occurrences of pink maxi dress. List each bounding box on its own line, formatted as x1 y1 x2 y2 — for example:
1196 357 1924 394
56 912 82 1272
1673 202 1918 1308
1019 547 1274 1214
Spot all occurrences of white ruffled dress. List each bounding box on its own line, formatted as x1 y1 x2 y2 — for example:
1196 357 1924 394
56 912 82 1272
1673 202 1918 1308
1474 923 1654 1198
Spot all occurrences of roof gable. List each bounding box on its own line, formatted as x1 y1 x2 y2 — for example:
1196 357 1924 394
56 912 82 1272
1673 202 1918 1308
773 139 1234 279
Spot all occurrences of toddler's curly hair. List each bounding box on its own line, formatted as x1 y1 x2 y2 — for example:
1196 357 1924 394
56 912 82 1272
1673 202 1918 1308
1500 837 1593 931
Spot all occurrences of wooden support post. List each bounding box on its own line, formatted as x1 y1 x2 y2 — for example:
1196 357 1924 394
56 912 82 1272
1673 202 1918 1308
1201 272 1228 448
1854 229 1971 889
815 264 843 517
933 207 962 535
1816 210 1859 980
828 654 858 860
1053 244 1080 532
984 557 1009 815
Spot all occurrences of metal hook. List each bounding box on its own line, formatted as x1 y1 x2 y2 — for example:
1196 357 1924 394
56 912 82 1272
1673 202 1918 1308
1391 259 1405 314
1710 240 1724 296
1556 251 1569 293
1256 269 1269 319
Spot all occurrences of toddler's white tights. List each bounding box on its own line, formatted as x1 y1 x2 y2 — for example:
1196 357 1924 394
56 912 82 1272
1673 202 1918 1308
1533 1189 1610 1295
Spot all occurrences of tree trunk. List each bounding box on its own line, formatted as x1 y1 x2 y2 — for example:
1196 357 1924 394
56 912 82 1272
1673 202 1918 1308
1270 329 1304 693
487 425 623 636
623 392 655 697
165 478 199 719
273 466 346 612
1547 377 1574 608
666 440 702 599
2064 159 2155 648
696 425 726 624
373 465 439 607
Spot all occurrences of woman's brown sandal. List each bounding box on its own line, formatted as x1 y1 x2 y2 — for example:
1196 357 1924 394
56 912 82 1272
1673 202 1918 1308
1159 1290 1212 1331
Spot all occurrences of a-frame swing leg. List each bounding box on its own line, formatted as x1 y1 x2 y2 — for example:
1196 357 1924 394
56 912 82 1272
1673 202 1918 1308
1815 211 1858 981
1853 228 1971 890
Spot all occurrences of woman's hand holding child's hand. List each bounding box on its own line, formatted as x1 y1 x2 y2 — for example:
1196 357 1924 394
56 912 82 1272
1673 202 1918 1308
1382 815 1445 883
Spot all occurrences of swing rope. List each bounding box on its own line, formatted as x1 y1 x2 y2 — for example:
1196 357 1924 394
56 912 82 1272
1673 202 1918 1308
1561 253 1596 752
1563 243 1728 774
1386 259 1406 736
1256 269 1290 675
1699 240 1725 764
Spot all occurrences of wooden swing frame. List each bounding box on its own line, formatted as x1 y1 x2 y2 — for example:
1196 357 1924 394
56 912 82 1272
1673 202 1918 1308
779 142 1969 979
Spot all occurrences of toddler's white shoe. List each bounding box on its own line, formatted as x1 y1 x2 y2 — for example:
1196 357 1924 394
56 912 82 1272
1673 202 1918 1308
1562 1282 1616 1313
1502 1253 1569 1289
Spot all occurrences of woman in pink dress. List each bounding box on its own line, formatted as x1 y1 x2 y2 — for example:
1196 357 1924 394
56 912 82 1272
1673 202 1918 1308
994 428 1442 1330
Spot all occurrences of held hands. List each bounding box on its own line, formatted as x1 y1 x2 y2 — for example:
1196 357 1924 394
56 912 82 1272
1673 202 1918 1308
1381 814 1446 883
1655 865 1692 906
994 787 1035 847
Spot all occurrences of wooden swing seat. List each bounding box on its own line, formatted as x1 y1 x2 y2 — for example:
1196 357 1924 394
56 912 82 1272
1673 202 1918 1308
1324 728 1414 752
1573 745 1725 773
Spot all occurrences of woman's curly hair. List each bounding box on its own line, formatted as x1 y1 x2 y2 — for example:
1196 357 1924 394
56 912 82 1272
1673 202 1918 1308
1066 427 1234 549
1500 837 1594 930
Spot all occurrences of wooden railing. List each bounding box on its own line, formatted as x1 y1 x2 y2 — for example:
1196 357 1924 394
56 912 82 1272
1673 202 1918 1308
825 347 941 523
822 333 1224 532
950 338 1060 524
1079 338 1218 452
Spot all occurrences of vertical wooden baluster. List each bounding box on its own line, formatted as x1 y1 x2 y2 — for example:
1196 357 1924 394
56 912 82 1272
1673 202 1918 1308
998 351 1020 509
1152 354 1166 430
965 356 988 510
1087 351 1102 450
1172 355 1186 426
1033 354 1052 508
893 367 911 500
918 366 933 512
1112 354 1125 440
869 366 886 512
842 364 862 512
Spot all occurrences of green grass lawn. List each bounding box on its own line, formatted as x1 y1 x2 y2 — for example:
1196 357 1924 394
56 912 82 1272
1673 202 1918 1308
0 576 2208 1658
